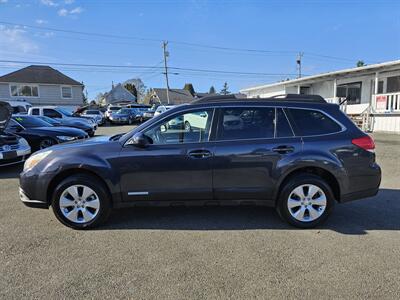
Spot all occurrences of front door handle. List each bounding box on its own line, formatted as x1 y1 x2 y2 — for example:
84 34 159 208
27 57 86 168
188 149 212 159
272 145 295 154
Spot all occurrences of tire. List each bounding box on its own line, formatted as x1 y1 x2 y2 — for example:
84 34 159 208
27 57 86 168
276 173 335 228
39 138 56 149
184 121 192 131
51 174 111 230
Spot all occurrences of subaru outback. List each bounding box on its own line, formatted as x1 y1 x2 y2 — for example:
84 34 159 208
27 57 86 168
19 94 381 229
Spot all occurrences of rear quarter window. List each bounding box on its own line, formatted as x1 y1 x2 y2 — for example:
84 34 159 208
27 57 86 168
287 108 342 136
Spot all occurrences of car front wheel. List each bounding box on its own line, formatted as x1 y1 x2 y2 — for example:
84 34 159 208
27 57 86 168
51 175 111 229
276 174 335 228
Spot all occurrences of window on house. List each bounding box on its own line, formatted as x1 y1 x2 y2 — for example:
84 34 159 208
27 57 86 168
10 84 39 97
299 86 311 95
387 76 400 93
378 81 384 94
61 86 72 98
336 82 361 104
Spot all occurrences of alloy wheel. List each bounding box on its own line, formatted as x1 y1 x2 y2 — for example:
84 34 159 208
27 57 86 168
59 185 100 224
287 184 327 222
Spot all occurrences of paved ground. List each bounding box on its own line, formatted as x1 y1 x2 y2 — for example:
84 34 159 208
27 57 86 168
1 126 399 299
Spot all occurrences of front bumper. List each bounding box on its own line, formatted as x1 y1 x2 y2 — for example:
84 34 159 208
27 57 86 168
19 187 48 209
0 146 31 167
19 168 56 209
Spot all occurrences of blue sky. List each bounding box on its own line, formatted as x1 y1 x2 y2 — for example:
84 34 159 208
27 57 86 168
0 0 399 99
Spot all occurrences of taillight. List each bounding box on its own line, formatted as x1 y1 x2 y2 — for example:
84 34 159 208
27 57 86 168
352 135 375 152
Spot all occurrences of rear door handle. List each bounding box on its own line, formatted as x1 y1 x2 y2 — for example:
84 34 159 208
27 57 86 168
188 149 212 159
272 145 295 154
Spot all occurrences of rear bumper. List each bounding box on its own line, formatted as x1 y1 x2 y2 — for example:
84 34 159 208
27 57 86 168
341 163 381 203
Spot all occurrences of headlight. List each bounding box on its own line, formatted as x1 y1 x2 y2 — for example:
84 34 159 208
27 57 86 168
18 137 29 147
57 135 75 142
23 150 52 172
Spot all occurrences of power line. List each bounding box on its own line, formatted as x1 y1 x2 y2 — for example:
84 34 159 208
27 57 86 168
0 21 365 62
0 60 301 76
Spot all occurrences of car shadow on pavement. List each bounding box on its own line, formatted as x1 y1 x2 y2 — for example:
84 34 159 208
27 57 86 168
102 188 400 235
0 164 23 179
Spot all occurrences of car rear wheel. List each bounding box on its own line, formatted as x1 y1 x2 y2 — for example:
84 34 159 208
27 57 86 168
40 138 56 149
276 174 335 228
51 174 111 229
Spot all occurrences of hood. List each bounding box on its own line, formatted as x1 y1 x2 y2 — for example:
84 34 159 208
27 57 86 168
112 113 130 118
59 118 91 129
45 135 112 151
27 126 88 137
0 101 12 132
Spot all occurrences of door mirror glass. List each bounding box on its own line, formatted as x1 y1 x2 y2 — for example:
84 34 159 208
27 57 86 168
127 132 149 148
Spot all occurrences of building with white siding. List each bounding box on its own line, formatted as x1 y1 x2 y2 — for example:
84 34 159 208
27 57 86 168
240 60 400 133
0 65 84 108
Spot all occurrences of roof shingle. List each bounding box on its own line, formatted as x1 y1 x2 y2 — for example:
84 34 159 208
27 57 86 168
0 65 83 86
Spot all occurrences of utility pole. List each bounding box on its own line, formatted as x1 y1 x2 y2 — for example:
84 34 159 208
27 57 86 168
296 52 303 78
162 41 170 104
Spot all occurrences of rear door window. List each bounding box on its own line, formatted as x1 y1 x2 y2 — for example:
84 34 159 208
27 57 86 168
217 107 275 140
276 108 294 138
287 108 342 136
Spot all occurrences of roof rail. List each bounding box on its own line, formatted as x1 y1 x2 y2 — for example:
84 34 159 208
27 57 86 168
270 94 326 103
192 93 327 104
192 94 246 104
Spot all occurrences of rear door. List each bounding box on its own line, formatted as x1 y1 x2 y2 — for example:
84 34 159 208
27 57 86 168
212 106 302 201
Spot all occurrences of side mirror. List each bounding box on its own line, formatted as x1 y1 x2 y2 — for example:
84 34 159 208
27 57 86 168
127 132 148 148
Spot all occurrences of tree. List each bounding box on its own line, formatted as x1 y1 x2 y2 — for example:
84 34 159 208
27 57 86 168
209 86 216 94
356 60 365 67
124 78 146 102
183 83 195 96
220 82 230 95
124 83 138 98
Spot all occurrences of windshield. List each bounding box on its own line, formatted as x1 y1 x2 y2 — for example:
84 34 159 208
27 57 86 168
13 116 53 128
117 108 131 114
56 107 73 117
38 116 60 125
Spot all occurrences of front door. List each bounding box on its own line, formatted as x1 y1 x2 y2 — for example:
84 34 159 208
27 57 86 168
118 108 215 202
212 106 302 201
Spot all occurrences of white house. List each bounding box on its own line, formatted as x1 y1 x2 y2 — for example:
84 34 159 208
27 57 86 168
0 65 84 108
240 60 400 133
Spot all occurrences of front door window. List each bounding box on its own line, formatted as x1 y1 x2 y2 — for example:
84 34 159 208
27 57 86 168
143 109 213 145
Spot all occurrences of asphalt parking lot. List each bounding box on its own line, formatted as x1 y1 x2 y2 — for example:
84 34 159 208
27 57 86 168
1 125 399 299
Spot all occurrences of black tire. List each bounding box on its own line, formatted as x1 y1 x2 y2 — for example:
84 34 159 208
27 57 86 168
276 173 335 228
51 174 111 230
